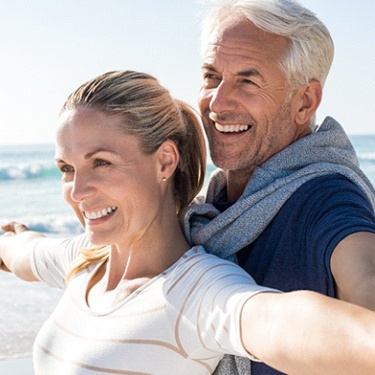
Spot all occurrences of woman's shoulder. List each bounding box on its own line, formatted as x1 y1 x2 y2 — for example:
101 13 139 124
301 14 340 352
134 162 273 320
176 245 256 281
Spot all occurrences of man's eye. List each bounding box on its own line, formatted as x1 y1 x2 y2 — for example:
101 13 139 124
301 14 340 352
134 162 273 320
203 73 221 88
243 79 255 85
204 73 219 81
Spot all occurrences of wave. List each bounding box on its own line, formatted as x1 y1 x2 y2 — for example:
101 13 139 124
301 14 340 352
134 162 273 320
0 162 60 181
0 214 84 236
28 216 84 236
358 152 375 162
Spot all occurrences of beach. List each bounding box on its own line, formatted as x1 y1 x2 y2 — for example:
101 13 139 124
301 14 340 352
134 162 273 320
0 138 374 371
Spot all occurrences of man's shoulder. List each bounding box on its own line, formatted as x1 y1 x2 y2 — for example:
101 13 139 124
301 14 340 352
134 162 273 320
298 173 356 187
290 173 364 199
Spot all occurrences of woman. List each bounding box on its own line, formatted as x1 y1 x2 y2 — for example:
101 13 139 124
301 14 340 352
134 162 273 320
1 70 375 375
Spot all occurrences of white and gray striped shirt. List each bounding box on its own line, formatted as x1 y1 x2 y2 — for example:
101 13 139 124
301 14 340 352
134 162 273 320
31 239 272 374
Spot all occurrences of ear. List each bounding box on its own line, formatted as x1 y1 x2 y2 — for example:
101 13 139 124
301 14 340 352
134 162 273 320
157 140 179 181
293 79 322 126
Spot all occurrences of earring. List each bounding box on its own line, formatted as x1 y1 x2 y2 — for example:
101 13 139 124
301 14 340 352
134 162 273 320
162 177 167 182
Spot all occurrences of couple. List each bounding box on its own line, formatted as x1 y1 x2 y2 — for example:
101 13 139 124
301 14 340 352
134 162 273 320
1 0 375 374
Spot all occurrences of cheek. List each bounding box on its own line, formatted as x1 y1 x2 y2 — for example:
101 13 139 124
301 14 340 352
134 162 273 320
132 183 162 220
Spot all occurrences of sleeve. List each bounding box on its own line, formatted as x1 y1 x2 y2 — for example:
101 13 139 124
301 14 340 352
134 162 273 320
302 175 375 275
30 234 91 289
178 252 279 361
263 174 375 295
198 282 266 360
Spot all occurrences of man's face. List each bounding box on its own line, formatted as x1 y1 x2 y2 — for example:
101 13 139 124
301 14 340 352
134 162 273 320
199 18 307 179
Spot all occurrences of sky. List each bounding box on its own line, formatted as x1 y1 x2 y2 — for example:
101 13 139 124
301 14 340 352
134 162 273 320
0 0 374 145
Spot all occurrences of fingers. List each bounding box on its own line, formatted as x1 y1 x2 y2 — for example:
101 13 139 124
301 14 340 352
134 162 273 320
0 221 27 273
1 221 29 235
0 260 10 272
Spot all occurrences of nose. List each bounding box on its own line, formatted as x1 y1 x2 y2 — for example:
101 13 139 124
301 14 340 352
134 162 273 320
208 81 237 115
69 172 95 203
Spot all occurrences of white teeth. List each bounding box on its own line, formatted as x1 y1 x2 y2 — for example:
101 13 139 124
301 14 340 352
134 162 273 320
215 123 249 133
85 206 117 220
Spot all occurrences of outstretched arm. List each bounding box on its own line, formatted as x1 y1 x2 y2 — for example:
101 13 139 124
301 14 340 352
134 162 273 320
0 222 44 281
331 231 375 310
242 290 375 375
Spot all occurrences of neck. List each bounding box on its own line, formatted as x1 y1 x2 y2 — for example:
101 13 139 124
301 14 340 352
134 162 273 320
226 169 253 201
105 216 189 288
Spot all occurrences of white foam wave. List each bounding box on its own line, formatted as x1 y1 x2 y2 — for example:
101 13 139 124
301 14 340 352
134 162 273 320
359 152 375 161
0 214 83 236
0 162 58 181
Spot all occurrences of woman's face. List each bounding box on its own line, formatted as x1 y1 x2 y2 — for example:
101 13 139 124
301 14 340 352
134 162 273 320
55 107 166 247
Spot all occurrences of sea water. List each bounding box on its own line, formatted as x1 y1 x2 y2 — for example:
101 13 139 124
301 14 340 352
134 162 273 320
0 144 82 360
0 137 375 360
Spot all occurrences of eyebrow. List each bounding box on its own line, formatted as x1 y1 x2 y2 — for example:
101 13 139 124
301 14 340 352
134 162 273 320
238 69 263 80
202 64 264 82
201 63 217 71
84 148 111 160
55 148 117 164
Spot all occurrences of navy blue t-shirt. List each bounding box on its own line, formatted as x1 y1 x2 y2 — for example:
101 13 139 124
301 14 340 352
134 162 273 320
214 174 375 375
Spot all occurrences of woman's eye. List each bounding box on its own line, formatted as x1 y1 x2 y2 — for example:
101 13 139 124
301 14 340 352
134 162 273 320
94 159 110 167
60 165 74 173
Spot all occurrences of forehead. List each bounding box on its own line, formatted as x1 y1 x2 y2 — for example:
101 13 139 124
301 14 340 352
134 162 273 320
57 108 124 137
55 108 131 154
203 17 289 69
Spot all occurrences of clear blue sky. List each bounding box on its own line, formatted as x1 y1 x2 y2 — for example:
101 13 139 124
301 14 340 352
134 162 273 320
0 0 374 145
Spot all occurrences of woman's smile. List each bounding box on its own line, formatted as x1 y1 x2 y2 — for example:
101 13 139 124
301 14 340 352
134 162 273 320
84 206 118 220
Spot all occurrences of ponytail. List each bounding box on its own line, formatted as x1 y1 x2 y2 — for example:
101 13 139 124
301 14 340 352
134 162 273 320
174 101 206 214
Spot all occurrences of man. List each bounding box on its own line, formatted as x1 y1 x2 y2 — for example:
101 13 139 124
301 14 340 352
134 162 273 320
1 1 375 374
183 0 375 374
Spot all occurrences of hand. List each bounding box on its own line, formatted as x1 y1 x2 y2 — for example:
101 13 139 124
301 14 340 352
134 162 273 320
1 221 29 236
0 259 10 272
0 221 29 272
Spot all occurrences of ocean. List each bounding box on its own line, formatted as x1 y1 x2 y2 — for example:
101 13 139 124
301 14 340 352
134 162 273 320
1 136 375 361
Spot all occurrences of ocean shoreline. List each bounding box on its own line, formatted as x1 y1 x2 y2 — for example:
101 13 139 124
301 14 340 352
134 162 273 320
0 356 34 374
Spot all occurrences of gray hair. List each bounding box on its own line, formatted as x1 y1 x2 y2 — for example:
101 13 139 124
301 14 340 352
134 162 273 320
200 0 334 89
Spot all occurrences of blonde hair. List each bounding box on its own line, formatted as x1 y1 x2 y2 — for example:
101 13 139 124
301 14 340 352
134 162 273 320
63 70 206 282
